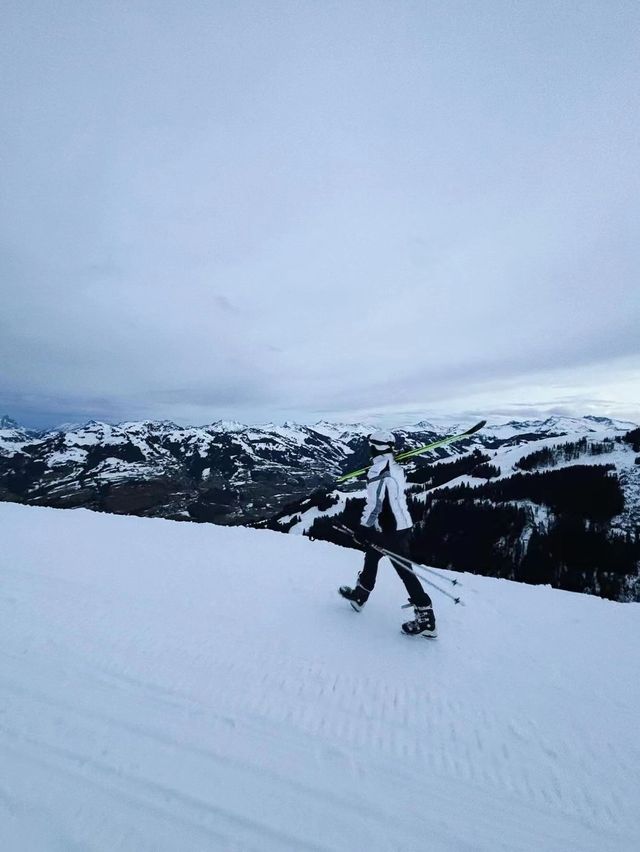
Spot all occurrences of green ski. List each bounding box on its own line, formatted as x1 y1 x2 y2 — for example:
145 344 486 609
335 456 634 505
336 420 486 483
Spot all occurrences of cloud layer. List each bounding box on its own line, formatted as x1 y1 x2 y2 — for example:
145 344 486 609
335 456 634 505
1 2 639 427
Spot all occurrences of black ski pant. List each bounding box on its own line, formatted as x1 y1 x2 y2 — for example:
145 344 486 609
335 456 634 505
357 529 432 608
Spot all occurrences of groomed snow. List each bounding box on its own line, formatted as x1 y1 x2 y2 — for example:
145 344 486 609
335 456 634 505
1 503 639 851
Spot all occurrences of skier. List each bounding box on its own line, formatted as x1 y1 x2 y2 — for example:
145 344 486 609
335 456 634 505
339 430 437 637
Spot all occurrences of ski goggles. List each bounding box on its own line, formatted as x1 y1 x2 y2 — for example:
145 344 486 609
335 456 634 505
368 439 393 450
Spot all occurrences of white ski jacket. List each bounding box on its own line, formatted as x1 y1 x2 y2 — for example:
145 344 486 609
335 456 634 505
361 452 412 532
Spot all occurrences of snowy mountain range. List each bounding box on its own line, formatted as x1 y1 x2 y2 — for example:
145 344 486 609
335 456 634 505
2 414 639 600
2 501 639 850
0 416 373 522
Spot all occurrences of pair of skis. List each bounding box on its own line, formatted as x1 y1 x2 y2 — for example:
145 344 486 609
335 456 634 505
336 419 486 484
333 523 464 605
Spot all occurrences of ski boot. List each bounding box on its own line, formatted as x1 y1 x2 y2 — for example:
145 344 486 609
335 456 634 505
338 584 369 612
401 602 437 638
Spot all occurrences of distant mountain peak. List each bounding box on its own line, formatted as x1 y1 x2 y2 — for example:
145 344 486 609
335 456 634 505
206 420 246 433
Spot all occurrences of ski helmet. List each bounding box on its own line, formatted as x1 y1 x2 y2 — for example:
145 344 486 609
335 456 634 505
368 429 395 453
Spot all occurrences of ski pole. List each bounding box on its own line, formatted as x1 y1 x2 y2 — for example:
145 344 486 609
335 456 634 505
368 545 464 605
333 524 464 605
365 538 464 605
377 542 462 588
333 523 461 586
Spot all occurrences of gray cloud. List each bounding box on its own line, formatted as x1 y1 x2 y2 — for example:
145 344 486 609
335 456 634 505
1 1 639 428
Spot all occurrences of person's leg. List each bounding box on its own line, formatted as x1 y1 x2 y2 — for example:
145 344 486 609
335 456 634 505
356 547 383 600
387 530 437 635
339 546 382 609
387 530 433 607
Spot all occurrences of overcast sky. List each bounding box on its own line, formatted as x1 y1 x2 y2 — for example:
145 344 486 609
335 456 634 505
2 1 639 429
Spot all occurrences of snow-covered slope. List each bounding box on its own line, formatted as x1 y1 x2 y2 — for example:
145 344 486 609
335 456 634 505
2 503 639 851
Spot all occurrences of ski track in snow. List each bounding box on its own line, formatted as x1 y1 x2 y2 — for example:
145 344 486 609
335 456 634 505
1 503 639 851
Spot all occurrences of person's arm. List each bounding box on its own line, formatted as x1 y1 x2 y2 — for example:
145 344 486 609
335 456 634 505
385 462 412 530
360 459 390 528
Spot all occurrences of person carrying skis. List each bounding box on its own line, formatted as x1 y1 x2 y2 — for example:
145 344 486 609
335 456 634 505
339 430 437 638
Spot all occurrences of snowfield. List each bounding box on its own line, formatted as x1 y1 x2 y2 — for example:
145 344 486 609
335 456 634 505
1 504 639 851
